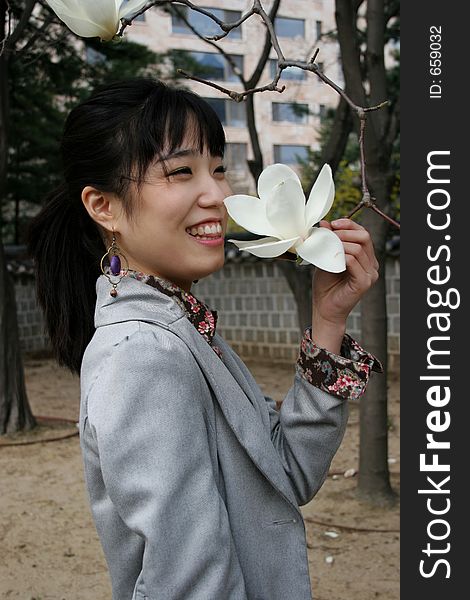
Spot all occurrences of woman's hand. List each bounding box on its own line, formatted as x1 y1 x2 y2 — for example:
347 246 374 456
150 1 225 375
311 218 379 353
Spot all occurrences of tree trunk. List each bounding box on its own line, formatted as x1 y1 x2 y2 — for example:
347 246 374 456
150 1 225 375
277 261 313 332
357 204 394 504
245 91 263 183
334 0 395 504
0 244 36 434
0 8 36 434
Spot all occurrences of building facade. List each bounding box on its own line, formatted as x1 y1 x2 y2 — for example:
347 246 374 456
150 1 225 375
125 0 341 193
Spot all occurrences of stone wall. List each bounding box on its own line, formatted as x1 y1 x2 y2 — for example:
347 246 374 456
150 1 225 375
13 275 50 354
11 257 400 370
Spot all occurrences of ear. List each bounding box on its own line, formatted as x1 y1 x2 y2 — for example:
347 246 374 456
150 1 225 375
81 186 119 232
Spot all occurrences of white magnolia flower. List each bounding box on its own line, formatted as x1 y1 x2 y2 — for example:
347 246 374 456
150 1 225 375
224 163 346 272
45 0 148 41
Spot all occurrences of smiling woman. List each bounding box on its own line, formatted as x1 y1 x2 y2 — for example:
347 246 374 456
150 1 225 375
26 78 383 600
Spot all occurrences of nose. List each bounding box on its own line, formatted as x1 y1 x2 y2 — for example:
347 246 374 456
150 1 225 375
197 174 229 209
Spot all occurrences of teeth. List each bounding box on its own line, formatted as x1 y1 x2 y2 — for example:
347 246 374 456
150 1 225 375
186 222 222 237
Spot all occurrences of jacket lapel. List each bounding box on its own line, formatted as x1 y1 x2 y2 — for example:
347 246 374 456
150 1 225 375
95 275 300 512
169 317 301 512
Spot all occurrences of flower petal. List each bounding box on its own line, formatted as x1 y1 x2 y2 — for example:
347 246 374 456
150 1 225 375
296 228 346 272
78 0 118 25
305 164 335 228
230 236 300 258
258 163 301 201
118 0 149 19
55 14 117 39
45 0 118 39
46 0 85 15
223 195 278 236
266 178 306 239
227 236 279 249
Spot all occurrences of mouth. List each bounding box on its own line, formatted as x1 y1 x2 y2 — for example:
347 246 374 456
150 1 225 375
185 221 223 240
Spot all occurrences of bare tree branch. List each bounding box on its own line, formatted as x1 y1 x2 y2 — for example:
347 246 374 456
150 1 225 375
120 0 258 40
4 0 36 51
246 0 281 89
167 2 246 85
119 0 398 229
18 11 54 55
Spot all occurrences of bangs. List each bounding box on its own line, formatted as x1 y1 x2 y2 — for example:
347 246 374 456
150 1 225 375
125 84 226 183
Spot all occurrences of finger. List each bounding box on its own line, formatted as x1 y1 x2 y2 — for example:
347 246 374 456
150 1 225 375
318 219 333 231
332 229 379 271
331 218 366 231
331 220 379 271
344 253 377 293
342 241 377 279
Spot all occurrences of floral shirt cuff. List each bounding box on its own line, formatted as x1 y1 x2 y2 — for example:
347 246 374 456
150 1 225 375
296 327 384 401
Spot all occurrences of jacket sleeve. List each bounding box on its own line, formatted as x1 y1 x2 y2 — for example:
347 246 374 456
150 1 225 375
86 327 248 600
263 327 383 506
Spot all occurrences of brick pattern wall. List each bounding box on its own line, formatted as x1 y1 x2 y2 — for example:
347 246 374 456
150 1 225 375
12 258 400 369
195 262 302 363
13 276 50 353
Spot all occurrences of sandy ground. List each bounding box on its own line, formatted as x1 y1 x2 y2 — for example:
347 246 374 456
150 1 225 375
0 356 399 600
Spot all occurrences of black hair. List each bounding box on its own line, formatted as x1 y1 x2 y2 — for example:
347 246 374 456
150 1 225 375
27 78 226 375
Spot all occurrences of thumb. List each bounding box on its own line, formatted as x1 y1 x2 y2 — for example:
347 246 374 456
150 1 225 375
318 219 333 231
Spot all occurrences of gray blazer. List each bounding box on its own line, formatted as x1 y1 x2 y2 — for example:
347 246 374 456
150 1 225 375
79 275 349 600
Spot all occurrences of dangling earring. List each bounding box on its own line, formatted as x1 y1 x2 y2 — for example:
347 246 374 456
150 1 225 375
100 229 129 297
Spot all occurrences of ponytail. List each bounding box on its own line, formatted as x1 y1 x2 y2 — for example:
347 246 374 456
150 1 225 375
27 183 104 375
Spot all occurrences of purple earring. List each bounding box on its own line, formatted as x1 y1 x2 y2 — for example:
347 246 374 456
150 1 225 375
100 229 129 297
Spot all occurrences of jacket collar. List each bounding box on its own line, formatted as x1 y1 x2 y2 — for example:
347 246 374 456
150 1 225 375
94 274 301 514
95 273 184 328
121 270 221 353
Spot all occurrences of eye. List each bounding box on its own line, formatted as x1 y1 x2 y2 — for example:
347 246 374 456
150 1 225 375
214 165 227 176
168 167 192 177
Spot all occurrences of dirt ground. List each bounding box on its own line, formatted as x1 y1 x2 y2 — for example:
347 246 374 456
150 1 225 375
0 355 399 600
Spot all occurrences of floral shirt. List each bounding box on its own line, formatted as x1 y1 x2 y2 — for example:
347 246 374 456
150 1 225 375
122 269 383 402
123 269 223 359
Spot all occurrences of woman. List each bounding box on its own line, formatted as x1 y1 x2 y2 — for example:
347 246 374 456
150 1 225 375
28 78 382 600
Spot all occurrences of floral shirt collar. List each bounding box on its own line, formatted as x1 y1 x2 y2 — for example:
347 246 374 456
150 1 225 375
123 269 223 358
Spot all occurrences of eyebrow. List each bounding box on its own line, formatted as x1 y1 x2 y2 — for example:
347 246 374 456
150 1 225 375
157 148 223 162
158 149 200 162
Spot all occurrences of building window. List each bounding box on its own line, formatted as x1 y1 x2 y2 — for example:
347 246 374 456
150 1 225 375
319 104 327 122
269 59 306 81
204 97 246 127
225 143 247 171
171 5 242 39
122 0 145 21
190 52 243 82
274 17 305 38
272 102 308 123
316 20 322 40
273 145 309 165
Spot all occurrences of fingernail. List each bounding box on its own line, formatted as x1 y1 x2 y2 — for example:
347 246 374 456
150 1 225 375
331 219 345 225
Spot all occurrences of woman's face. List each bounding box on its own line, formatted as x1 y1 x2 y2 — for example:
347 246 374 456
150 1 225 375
114 138 231 292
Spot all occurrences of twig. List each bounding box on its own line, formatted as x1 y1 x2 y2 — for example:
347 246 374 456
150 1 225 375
116 0 399 228
169 3 245 88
